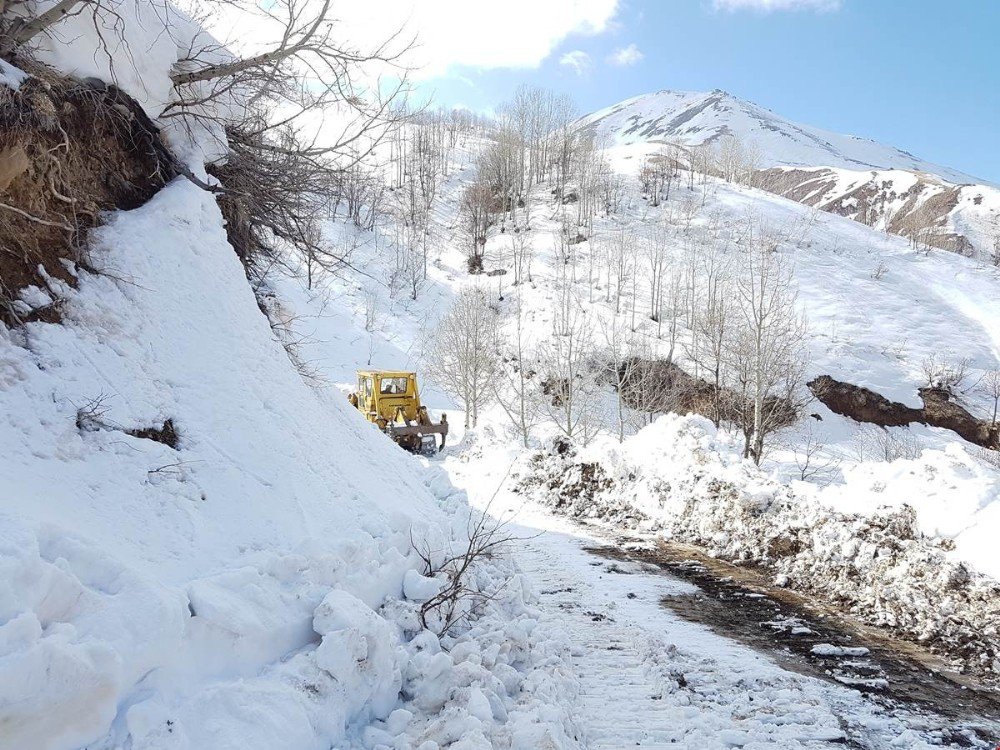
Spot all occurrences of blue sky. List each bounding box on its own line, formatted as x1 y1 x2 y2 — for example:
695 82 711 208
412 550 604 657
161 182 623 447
414 0 1000 183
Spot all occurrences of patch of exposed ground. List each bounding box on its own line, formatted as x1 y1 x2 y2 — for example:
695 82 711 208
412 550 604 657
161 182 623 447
757 167 972 254
809 375 1000 450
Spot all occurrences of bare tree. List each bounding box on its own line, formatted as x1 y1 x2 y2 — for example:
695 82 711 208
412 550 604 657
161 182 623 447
2 0 414 283
688 243 733 426
479 126 522 225
429 288 501 428
601 225 633 315
920 354 971 395
644 219 670 324
728 219 807 463
460 180 493 273
713 134 757 185
979 370 1000 428
538 306 600 445
510 228 533 285
494 295 541 447
598 315 644 442
411 508 518 636
791 424 842 485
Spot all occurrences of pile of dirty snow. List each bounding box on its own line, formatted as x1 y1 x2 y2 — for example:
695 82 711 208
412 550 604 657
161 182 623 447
515 415 1000 683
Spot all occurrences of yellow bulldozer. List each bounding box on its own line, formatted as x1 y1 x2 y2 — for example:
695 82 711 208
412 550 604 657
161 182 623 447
348 370 448 455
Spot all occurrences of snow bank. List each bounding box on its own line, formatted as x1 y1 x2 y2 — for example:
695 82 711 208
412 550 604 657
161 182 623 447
0 59 27 90
24 0 198 117
517 415 1000 683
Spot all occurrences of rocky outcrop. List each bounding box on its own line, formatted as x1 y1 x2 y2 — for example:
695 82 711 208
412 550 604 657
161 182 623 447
757 167 973 255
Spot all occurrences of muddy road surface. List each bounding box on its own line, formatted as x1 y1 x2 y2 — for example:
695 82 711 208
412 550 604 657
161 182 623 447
587 539 1000 747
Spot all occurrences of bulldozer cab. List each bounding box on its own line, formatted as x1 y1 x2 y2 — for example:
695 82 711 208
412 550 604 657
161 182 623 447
350 370 447 454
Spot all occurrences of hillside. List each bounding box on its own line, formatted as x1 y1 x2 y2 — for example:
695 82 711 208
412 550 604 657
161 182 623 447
0 9 580 750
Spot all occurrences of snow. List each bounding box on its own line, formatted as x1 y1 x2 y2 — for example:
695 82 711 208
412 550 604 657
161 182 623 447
582 89 1000 261
443 442 995 748
269 123 1000 677
515 414 1000 684
0 175 583 748
766 164 1000 262
811 644 870 657
0 58 27 90
23 0 198 117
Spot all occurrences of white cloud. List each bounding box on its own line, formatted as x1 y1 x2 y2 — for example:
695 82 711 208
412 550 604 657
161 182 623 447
608 44 644 67
712 0 841 12
333 0 619 79
187 1 620 83
559 50 593 76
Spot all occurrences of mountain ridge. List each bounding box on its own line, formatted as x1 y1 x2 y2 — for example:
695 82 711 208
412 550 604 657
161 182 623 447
578 88 989 187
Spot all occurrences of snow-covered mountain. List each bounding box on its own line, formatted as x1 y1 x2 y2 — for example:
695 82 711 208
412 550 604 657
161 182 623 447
579 89 1000 256
579 89 978 182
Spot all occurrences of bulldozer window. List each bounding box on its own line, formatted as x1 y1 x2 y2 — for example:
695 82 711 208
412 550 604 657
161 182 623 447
379 377 408 395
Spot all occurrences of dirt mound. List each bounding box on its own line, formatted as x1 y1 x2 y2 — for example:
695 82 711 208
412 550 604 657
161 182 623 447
808 375 999 450
618 357 797 429
0 58 176 324
808 375 923 427
919 386 1000 449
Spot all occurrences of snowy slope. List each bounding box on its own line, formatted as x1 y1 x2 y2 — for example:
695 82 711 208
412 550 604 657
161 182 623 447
0 17 581 750
1 180 428 748
0 177 583 750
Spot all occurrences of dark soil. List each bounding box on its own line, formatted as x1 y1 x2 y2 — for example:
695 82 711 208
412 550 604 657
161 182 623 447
127 419 180 449
616 357 797 430
0 59 176 324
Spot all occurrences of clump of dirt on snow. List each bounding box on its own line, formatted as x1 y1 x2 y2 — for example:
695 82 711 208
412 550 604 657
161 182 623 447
809 375 1000 450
